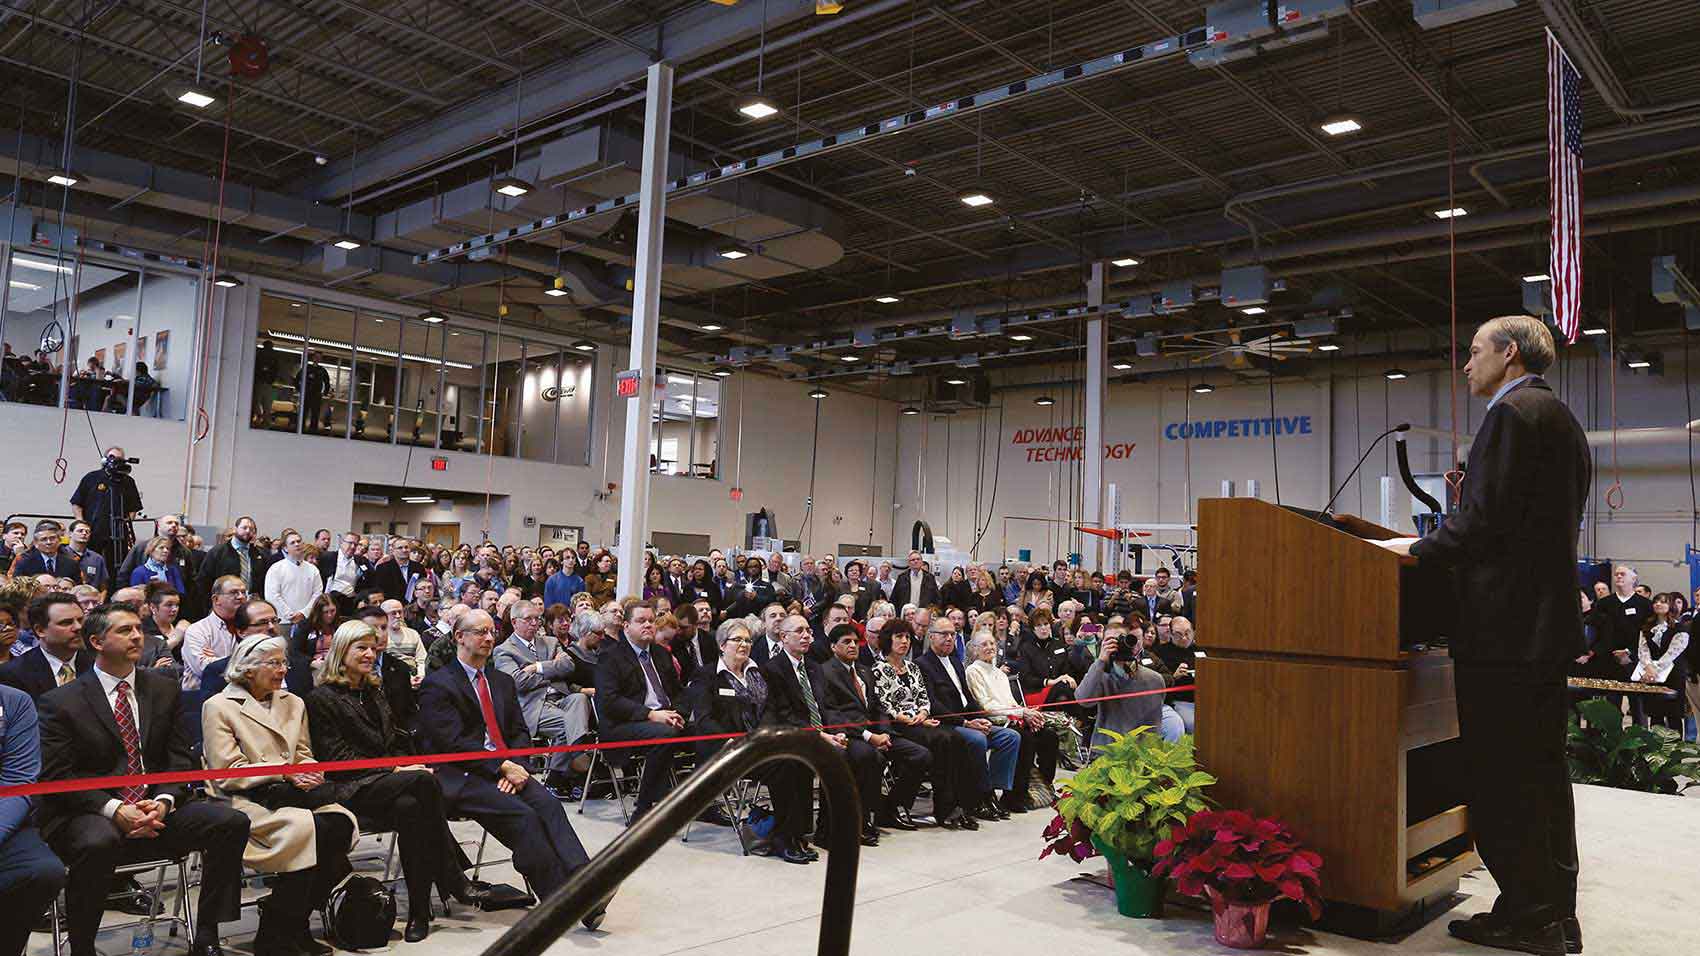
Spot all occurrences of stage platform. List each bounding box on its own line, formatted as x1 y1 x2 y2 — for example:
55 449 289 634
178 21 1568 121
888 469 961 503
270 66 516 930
38 782 1696 956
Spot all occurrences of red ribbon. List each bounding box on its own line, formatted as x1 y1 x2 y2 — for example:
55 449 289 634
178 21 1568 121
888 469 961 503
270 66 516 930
0 684 1193 799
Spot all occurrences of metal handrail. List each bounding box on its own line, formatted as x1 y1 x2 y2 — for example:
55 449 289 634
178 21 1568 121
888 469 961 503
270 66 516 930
481 727 864 956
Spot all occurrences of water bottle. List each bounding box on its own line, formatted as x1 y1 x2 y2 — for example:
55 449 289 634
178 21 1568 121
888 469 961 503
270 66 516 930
130 921 154 956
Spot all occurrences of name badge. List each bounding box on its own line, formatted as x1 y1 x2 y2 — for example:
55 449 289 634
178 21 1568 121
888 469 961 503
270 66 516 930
1194 650 1207 658
1142 657 1154 666
718 687 737 697
1625 607 1638 615
1053 647 1066 655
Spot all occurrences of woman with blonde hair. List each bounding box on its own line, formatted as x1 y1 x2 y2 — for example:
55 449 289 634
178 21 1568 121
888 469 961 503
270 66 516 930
307 620 488 941
203 632 356 956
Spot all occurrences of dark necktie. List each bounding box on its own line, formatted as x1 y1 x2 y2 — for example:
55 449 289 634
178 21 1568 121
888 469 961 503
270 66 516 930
638 649 672 709
796 660 822 728
112 680 147 804
237 546 251 586
472 670 507 750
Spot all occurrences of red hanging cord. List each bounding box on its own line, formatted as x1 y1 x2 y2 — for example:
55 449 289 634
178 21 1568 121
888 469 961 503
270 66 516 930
183 77 235 511
1443 113 1464 499
1604 283 1624 511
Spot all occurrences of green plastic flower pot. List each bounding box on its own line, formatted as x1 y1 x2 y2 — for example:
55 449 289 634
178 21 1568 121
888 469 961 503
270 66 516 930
1090 835 1165 918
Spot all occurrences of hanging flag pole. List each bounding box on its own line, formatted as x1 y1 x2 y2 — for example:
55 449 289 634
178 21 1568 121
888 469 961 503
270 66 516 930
1548 28 1584 344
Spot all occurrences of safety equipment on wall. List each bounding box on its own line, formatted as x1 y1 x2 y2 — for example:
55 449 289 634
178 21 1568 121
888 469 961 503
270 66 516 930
227 36 270 79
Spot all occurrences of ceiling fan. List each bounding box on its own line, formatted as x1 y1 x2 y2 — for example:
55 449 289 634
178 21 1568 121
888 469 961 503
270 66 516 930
1161 328 1313 370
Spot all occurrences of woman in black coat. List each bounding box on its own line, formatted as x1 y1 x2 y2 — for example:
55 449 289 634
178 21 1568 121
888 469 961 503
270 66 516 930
306 620 485 941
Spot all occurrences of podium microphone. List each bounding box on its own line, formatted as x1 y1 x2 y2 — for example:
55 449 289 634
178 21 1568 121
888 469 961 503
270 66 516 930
1321 423 1411 516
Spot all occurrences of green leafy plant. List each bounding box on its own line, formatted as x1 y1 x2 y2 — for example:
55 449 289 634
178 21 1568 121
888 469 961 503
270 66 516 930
1040 727 1216 863
1566 697 1700 794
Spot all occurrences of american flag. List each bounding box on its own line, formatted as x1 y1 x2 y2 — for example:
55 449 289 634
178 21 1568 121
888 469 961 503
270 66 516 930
1548 28 1583 344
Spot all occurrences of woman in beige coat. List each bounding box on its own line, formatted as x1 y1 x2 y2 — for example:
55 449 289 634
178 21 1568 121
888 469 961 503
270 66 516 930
203 633 357 956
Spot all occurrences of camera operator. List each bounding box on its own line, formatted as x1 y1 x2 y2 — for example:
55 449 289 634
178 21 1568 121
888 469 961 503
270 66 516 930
1075 619 1181 754
69 445 143 574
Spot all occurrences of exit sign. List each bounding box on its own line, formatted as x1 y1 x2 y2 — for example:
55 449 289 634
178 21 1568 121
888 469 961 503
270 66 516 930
430 457 448 471
615 369 641 398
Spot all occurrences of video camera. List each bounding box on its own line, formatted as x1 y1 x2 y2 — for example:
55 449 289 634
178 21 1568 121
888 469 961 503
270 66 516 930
104 453 139 476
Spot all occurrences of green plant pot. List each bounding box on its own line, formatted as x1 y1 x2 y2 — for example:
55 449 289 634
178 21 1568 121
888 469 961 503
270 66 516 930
1091 836 1165 918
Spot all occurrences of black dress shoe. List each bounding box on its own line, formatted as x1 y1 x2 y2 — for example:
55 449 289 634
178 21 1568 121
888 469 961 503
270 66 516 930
1000 794 1032 813
1561 916 1582 954
797 840 820 861
188 943 226 956
581 888 616 931
696 805 734 827
878 808 919 831
110 887 158 916
1448 916 1564 956
404 914 432 943
973 803 1002 822
859 828 880 847
777 840 813 865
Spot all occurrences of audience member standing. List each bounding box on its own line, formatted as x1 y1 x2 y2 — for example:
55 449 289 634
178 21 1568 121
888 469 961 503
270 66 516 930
200 516 272 607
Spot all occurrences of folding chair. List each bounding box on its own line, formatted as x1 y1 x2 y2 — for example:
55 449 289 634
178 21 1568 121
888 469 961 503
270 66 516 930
48 855 196 956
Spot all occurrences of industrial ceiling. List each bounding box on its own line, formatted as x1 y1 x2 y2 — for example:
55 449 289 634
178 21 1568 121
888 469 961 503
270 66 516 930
2 0 1697 387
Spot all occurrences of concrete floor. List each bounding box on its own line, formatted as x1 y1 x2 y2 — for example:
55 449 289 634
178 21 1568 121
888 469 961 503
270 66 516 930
36 782 1697 956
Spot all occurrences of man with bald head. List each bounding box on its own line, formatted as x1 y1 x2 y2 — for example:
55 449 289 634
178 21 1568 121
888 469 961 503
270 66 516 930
417 610 606 929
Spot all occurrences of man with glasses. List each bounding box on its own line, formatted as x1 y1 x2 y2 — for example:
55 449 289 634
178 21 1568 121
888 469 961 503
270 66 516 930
317 532 368 617
916 618 1019 823
593 601 686 822
494 601 593 797
197 600 314 702
12 521 80 581
181 576 248 691
418 610 607 930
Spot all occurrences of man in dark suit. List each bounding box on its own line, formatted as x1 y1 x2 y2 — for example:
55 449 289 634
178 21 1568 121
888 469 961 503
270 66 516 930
593 601 686 821
818 623 929 836
915 617 1014 823
888 551 939 610
757 614 847 860
662 557 694 607
197 516 271 607
0 683 67 956
0 592 94 697
1385 316 1590 956
747 602 790 670
364 536 427 605
38 603 250 956
416 609 607 932
11 520 81 580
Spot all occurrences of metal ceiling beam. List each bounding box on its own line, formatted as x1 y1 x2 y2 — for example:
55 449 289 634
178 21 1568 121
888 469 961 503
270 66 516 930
297 0 841 202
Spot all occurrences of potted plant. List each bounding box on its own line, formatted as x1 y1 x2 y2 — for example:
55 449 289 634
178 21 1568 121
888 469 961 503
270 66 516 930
1567 697 1700 794
1152 809 1324 948
1039 727 1215 917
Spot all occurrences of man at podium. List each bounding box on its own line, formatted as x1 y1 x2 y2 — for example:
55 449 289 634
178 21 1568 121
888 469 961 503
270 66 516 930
1376 316 1590 956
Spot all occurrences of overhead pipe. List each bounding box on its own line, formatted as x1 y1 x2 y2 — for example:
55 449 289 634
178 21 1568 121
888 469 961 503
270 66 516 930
1539 0 1700 121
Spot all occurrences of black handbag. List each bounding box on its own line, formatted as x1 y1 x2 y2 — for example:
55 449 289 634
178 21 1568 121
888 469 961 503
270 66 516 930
327 876 396 950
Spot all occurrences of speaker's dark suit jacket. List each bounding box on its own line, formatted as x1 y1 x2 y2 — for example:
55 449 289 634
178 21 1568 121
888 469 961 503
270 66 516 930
0 645 94 699
1409 378 1592 663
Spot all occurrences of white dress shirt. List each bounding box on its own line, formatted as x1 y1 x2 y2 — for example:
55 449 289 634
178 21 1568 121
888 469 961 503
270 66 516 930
94 664 174 819
266 556 324 623
327 551 361 596
933 651 967 702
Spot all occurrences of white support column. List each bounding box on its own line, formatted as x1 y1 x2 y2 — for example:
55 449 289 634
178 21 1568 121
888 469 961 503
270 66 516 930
1082 261 1108 568
616 62 674 598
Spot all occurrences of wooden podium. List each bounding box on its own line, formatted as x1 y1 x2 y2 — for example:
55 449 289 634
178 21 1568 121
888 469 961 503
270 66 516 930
1195 497 1478 930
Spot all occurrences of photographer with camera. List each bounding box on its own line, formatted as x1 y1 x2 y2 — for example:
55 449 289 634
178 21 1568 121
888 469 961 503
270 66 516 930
1074 618 1181 754
69 445 143 574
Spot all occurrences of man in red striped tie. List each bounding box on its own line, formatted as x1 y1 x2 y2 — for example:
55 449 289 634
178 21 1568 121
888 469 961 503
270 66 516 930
37 603 251 956
417 609 610 932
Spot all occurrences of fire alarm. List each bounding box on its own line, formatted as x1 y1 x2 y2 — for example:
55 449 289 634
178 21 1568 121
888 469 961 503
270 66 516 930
227 35 269 78
729 487 743 501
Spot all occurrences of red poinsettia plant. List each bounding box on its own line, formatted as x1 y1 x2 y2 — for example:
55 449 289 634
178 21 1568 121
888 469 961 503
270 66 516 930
1151 809 1324 919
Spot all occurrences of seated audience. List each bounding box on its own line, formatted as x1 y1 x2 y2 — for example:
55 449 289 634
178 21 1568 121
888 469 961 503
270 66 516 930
383 599 427 677
0 591 93 696
39 602 251 956
818 622 929 842
1076 619 1181 750
128 534 187 593
13 521 80 581
417 610 609 930
493 598 594 795
202 632 355 956
183 575 248 691
870 619 983 829
1153 615 1200 734
292 593 341 666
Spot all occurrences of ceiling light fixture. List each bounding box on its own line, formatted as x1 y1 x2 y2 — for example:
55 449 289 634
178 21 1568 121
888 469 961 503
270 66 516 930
1112 361 1132 370
1384 367 1409 380
572 339 597 352
1431 207 1468 220
419 311 446 324
1033 395 1055 407
1241 306 1266 315
900 405 920 416
1626 358 1651 369
959 191 994 207
1522 273 1552 283
1317 343 1341 352
1192 382 1215 394
717 244 751 260
492 175 533 198
8 280 41 291
1581 325 1607 336
1009 332 1033 342
808 387 829 400
46 170 79 188
874 295 901 304
329 235 362 251
543 287 569 297
212 274 243 288
738 98 779 120
1320 117 1362 136
840 354 860 363
12 258 72 274
711 366 734 378
943 375 968 386
177 88 216 109
702 323 724 331
401 496 436 504
1111 257 1141 267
